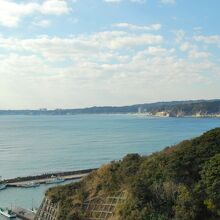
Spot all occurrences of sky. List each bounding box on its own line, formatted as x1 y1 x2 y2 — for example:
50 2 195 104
0 0 220 109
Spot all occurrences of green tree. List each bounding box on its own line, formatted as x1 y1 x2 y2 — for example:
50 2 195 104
201 153 220 216
174 185 199 220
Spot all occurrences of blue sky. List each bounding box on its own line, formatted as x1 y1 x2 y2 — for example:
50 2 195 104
0 0 219 109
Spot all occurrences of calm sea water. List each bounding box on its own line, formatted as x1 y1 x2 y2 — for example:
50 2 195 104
0 114 220 219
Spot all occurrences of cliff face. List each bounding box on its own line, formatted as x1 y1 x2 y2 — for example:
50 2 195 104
42 128 220 220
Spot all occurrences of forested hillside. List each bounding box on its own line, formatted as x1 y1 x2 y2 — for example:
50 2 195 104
47 128 220 220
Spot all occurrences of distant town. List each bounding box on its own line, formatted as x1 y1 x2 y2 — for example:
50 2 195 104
0 99 220 117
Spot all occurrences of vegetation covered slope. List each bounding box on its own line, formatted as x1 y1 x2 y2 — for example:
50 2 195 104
47 128 220 220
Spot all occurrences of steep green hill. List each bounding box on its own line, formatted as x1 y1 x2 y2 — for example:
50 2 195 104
46 128 220 220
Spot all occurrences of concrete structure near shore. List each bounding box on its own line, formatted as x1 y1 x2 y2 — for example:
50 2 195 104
7 173 88 187
4 168 96 187
12 206 35 220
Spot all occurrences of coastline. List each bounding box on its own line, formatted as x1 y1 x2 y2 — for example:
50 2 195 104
0 112 220 118
0 99 219 117
128 112 220 118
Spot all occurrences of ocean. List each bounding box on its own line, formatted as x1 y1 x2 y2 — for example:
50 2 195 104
0 114 220 219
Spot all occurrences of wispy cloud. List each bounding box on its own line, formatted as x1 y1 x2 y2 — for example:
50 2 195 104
40 0 70 15
194 35 220 47
179 42 195 52
113 23 161 31
188 50 210 59
0 31 163 57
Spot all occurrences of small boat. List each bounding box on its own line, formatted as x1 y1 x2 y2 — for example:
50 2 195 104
29 208 38 214
0 184 7 190
0 176 7 190
45 176 65 184
20 182 40 188
0 208 16 218
29 198 38 214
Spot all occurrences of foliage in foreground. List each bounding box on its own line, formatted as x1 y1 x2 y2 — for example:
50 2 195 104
46 128 220 220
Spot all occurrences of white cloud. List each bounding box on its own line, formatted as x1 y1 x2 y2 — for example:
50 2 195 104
41 0 70 15
131 47 175 61
147 46 175 55
0 23 219 109
0 29 218 109
0 1 38 27
0 32 163 61
188 50 210 59
180 42 191 51
194 35 220 47
0 50 214 109
0 0 71 27
113 23 161 31
179 42 197 52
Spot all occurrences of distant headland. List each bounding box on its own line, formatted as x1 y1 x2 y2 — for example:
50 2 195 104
0 99 220 117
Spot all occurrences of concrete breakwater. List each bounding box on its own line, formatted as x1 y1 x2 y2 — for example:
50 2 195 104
12 206 36 220
4 168 97 187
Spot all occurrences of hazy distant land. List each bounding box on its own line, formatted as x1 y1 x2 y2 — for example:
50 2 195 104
0 99 220 117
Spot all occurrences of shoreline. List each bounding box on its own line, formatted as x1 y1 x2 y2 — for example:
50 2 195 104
128 113 220 118
0 113 220 118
